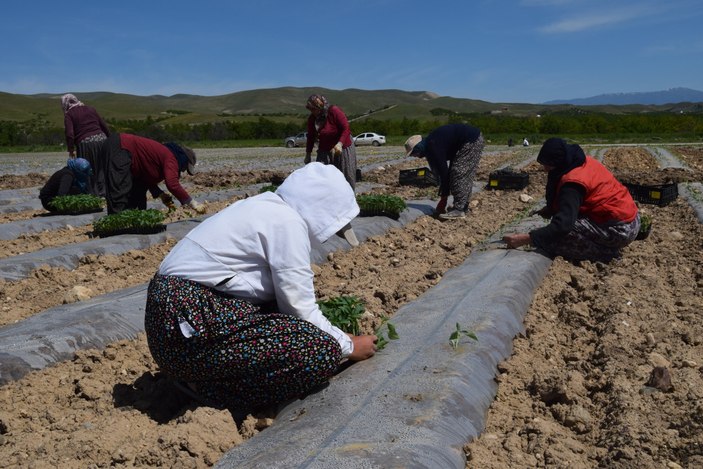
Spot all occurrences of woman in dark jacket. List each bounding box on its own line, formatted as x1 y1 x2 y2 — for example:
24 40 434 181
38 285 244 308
503 138 640 262
39 158 92 211
61 94 110 196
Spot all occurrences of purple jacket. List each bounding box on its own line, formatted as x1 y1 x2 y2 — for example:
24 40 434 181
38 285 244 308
64 105 110 152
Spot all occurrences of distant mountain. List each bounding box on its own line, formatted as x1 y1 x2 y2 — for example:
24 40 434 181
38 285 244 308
544 87 703 105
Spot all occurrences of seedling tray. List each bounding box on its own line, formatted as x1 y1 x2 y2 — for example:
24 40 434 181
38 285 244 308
399 167 438 187
487 170 529 190
624 182 678 206
92 224 167 238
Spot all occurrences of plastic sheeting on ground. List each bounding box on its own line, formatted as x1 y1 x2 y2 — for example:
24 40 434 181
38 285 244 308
0 201 435 384
215 236 552 469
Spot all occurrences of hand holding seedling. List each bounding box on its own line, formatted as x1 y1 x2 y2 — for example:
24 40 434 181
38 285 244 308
348 334 378 361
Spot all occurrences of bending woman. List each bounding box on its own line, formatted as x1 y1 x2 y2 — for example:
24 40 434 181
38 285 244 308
503 138 640 262
144 162 377 413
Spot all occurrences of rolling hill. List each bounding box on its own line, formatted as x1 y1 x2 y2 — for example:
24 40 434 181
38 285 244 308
1 87 702 128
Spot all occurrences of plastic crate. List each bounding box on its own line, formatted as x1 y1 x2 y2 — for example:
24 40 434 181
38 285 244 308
399 167 438 187
487 169 529 190
624 182 678 206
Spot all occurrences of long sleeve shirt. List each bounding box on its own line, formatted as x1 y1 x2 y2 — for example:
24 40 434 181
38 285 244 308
529 183 585 246
423 124 481 197
306 106 353 153
119 133 192 205
64 105 110 153
39 167 79 207
159 191 354 356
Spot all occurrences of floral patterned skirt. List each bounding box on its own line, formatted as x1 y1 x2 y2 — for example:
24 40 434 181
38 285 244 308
144 274 342 410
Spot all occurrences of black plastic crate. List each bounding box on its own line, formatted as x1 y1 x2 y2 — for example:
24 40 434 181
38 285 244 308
399 167 438 187
487 169 529 190
624 182 678 206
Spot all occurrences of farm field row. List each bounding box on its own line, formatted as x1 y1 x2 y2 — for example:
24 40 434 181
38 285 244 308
0 145 701 468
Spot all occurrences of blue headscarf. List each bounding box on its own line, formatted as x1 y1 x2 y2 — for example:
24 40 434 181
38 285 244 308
163 142 189 174
67 158 92 193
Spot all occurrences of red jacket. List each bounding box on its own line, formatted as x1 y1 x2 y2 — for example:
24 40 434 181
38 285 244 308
306 105 352 153
555 157 637 224
119 134 192 205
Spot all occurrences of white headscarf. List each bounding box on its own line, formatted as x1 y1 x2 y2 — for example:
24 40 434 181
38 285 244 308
276 162 359 243
61 94 84 113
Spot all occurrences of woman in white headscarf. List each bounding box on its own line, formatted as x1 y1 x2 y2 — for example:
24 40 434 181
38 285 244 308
61 93 110 196
144 162 375 413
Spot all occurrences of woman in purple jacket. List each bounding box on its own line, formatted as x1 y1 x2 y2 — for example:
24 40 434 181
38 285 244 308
61 93 110 196
304 94 357 190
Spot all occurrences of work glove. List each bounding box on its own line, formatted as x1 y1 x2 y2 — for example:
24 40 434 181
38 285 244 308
435 196 448 215
304 152 312 164
189 199 206 214
159 192 175 209
332 142 343 156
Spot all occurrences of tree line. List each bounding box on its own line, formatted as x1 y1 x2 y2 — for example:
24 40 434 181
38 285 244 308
0 110 701 148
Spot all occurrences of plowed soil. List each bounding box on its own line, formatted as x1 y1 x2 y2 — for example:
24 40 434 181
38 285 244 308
0 145 701 468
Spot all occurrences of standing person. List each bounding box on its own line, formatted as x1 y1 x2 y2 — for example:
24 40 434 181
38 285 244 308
144 162 376 413
100 132 205 215
61 94 111 196
502 138 640 263
304 94 357 190
404 123 484 219
38 158 93 211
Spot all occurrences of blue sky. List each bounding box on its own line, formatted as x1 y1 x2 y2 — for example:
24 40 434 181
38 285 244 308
1 0 701 104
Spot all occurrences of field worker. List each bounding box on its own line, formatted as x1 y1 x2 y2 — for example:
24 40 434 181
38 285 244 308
100 132 204 215
404 123 484 219
61 93 111 196
39 158 93 212
503 138 640 262
144 162 376 414
304 94 358 190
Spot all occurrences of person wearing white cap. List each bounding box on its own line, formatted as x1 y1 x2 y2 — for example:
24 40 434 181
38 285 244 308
144 162 376 413
404 123 484 219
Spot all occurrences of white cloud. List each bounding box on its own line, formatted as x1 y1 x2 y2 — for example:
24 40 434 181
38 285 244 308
539 6 652 33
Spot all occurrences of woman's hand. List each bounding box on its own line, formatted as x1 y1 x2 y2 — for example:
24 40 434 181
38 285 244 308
348 334 378 361
502 233 531 249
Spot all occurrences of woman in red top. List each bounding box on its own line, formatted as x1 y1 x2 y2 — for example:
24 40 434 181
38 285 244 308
61 94 111 196
503 138 640 262
101 132 205 215
304 94 357 190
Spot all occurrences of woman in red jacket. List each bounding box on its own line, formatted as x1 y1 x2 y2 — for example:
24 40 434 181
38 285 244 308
101 133 205 215
503 138 640 262
304 94 357 190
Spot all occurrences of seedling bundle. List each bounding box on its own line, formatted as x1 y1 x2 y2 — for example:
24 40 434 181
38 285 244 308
92 209 166 237
398 167 438 187
47 194 104 215
637 213 652 240
356 194 407 219
318 295 398 350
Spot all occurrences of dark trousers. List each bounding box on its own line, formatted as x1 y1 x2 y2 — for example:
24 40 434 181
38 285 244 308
103 133 147 214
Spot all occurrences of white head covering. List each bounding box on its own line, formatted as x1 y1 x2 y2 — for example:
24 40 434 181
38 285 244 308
276 162 359 244
61 93 84 113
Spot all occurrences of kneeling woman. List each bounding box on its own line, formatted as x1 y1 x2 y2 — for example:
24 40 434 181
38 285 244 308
144 163 376 412
503 138 640 262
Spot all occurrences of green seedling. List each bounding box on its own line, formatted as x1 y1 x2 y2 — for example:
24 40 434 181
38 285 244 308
318 295 365 336
356 194 407 219
374 315 399 351
93 209 165 236
449 322 478 350
48 194 104 214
